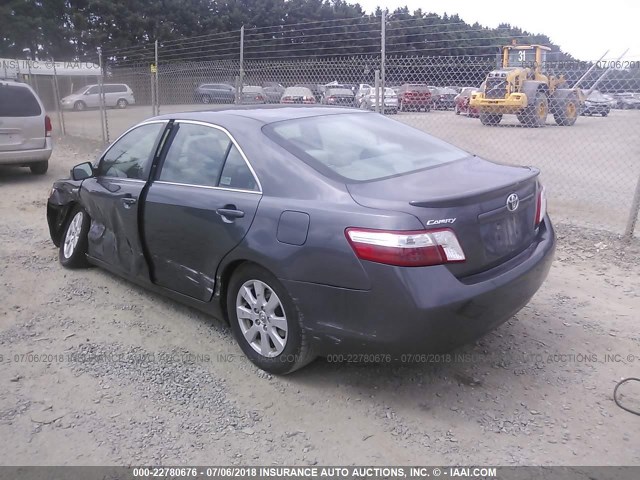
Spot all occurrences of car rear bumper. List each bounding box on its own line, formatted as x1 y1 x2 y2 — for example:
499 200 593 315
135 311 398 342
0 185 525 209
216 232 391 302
0 138 53 165
282 218 555 356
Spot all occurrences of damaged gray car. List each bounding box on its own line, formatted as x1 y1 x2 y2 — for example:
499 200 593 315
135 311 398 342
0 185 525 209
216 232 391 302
47 106 555 374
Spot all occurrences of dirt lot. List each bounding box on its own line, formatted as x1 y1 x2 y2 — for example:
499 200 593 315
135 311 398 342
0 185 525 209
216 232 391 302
58 105 640 234
1 137 639 466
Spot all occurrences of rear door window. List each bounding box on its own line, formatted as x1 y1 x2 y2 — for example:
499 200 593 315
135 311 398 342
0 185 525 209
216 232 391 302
0 84 42 117
159 123 232 187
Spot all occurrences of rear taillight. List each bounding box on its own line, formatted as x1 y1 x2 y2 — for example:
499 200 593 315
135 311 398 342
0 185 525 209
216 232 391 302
281 96 292 103
304 96 315 103
45 115 52 137
328 96 336 103
535 185 547 226
345 228 465 267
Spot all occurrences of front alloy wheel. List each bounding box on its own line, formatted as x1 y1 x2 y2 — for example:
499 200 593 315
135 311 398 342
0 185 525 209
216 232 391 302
59 206 90 268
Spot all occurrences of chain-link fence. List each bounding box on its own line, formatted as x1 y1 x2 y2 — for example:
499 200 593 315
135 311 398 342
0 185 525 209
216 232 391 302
34 16 640 237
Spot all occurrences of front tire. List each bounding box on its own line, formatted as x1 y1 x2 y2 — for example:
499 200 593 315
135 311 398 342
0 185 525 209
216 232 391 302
73 101 86 111
227 264 315 375
201 94 212 104
59 207 90 269
519 91 548 127
30 161 48 175
479 112 502 126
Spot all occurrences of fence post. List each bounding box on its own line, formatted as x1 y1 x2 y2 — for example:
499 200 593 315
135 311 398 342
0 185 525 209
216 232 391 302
374 69 380 113
238 26 245 105
97 48 106 145
51 58 66 136
155 39 159 115
380 9 386 115
624 174 640 239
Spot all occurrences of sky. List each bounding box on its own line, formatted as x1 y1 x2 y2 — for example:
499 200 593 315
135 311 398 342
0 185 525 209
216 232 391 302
357 0 639 61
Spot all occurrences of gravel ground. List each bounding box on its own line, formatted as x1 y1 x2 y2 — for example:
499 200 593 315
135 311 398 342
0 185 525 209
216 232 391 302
0 137 639 466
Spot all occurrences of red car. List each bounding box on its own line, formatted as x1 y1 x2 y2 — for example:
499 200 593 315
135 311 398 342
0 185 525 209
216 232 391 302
454 87 480 117
398 84 432 112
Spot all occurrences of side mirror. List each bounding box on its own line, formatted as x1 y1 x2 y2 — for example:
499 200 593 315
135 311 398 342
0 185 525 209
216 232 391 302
71 162 94 181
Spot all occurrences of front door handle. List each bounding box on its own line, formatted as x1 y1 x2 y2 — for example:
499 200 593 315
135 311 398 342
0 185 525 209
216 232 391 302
216 207 245 220
121 197 137 208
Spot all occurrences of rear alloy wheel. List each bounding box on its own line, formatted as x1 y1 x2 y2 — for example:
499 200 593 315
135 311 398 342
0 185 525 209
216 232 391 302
554 94 579 126
479 112 502 126
59 206 90 268
116 98 128 109
228 264 314 374
73 101 86 111
30 161 48 175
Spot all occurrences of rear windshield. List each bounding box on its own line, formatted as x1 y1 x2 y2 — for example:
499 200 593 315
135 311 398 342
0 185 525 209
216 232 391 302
265 113 468 182
404 84 429 92
327 88 353 96
284 88 311 97
0 84 42 117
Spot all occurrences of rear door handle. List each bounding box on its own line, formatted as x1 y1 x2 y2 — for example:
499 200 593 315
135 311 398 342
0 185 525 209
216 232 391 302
216 207 245 220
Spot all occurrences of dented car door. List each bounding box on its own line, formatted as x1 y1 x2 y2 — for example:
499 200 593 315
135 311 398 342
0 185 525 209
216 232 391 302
80 121 167 280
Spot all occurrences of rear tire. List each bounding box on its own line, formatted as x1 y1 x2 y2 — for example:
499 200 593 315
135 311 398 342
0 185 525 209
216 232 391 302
30 161 48 175
553 93 579 126
73 101 86 111
116 98 128 109
479 112 502 126
227 264 315 375
59 206 90 269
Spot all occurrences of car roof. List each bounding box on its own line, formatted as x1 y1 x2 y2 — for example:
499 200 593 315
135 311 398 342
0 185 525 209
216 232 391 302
152 105 364 125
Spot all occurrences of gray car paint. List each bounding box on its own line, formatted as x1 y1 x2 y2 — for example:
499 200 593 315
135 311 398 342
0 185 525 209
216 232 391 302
47 106 556 355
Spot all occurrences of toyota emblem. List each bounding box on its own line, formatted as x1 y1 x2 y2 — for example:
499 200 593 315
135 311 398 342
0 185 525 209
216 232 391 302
506 193 519 212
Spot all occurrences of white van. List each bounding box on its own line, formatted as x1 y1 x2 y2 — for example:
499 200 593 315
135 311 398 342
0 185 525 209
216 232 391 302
60 83 135 111
0 80 53 174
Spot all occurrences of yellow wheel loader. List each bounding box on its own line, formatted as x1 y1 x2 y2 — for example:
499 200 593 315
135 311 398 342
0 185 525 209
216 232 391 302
470 44 582 127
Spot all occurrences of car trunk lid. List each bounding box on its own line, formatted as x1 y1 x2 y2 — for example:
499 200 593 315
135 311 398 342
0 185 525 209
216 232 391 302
346 156 540 277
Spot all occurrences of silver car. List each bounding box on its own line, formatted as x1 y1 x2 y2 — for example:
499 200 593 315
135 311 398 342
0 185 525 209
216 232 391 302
358 87 398 113
60 83 135 111
0 80 53 174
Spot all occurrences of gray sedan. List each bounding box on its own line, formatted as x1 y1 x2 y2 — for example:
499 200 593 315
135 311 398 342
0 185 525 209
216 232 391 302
47 107 555 374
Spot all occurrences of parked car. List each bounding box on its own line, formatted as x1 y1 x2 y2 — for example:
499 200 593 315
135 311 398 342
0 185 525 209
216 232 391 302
241 86 267 104
397 84 432 112
194 83 236 104
321 87 355 106
0 80 52 174
60 83 135 111
355 83 373 104
454 87 480 117
358 87 398 113
262 82 285 103
294 84 323 103
580 90 611 117
47 106 555 374
613 93 640 110
280 87 316 104
434 87 458 110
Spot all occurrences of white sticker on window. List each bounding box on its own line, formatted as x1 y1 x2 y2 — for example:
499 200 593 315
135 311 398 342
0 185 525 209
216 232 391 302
220 176 232 186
